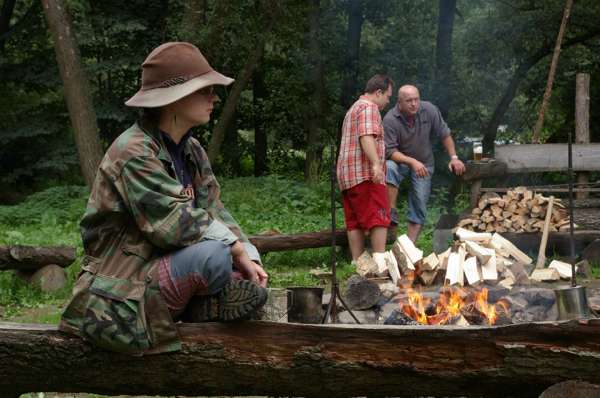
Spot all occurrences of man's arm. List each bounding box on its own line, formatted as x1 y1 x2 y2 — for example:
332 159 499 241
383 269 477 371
441 135 465 176
359 135 384 184
384 116 429 178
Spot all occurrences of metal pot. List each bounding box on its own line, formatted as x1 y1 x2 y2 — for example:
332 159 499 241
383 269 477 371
287 287 324 324
555 286 591 320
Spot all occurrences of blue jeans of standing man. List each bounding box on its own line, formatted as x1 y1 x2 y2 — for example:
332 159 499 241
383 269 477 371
385 160 434 225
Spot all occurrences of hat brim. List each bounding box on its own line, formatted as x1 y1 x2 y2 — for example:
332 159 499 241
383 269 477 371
125 70 234 108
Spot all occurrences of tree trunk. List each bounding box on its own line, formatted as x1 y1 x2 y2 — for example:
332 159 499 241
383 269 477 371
531 0 574 144
180 0 207 41
224 109 241 174
207 25 272 163
2 320 600 397
575 73 590 199
434 0 456 119
0 0 16 52
0 245 76 270
253 65 268 176
304 0 326 183
340 0 364 111
482 29 600 154
41 0 103 187
248 229 397 253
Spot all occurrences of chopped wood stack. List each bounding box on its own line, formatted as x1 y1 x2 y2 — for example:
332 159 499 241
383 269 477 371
360 229 536 289
457 187 572 233
354 229 576 289
437 228 534 289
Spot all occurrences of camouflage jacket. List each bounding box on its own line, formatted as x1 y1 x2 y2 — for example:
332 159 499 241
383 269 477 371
60 120 250 355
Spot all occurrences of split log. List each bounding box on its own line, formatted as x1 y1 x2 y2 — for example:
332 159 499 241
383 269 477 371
248 229 396 253
3 320 600 397
0 245 76 270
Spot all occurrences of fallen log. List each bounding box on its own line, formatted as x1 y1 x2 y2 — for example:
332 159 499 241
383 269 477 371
2 319 600 397
0 245 76 270
248 229 396 253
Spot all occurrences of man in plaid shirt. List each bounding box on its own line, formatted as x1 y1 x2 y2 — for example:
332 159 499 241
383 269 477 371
337 75 393 268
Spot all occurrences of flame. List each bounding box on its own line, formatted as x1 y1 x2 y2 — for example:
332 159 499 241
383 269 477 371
399 287 510 326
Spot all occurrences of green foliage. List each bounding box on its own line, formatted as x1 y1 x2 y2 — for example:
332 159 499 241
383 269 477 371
0 177 461 323
0 186 86 317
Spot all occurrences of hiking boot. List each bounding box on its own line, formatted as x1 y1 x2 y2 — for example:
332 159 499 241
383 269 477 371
182 279 268 322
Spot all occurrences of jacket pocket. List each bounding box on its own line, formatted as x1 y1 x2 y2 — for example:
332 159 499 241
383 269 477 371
80 274 150 354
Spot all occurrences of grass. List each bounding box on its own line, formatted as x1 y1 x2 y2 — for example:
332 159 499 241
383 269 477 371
0 176 467 323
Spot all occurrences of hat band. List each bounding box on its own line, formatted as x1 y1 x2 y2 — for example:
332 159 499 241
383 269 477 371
144 73 201 90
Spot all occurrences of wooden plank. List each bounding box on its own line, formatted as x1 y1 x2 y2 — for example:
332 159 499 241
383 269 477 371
456 228 492 244
491 233 533 265
480 254 498 281
494 143 600 173
480 187 600 193
463 256 480 285
397 235 423 264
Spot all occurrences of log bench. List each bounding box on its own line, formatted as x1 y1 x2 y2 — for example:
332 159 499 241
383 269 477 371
2 319 600 397
0 245 76 291
248 229 397 253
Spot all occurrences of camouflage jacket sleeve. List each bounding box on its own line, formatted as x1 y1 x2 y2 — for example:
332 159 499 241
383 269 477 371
193 143 251 245
196 145 261 263
115 154 227 250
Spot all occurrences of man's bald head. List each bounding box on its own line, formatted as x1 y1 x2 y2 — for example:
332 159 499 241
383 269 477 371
397 85 420 115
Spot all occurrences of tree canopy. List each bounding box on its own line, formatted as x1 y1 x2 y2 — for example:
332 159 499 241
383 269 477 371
1 0 599 199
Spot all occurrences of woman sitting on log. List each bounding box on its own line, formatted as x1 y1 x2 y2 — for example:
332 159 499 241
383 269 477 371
60 42 268 355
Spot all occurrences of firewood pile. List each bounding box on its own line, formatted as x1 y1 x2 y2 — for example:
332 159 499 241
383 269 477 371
457 187 572 233
355 228 578 292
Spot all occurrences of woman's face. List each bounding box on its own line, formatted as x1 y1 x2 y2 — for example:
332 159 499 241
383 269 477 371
172 86 218 126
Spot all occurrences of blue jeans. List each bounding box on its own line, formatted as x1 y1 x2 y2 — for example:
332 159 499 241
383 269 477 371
385 160 433 225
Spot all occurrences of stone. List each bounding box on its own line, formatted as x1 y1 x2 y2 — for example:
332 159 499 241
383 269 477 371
344 275 381 310
29 264 67 292
508 262 530 285
375 281 399 299
582 239 600 265
504 295 528 312
540 380 600 398
383 309 420 325
512 305 547 322
337 309 379 324
485 285 510 303
509 287 556 309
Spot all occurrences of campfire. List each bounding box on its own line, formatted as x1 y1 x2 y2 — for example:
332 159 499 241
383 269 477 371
399 286 511 326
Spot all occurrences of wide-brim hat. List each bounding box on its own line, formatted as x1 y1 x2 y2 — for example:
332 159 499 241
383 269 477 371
125 42 234 108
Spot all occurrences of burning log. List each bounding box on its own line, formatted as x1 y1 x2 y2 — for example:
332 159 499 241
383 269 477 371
383 309 420 325
396 286 511 327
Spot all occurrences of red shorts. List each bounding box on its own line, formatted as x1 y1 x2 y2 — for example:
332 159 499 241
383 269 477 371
342 181 390 231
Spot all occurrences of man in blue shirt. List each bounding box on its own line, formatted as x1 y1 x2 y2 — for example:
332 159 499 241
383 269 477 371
384 85 465 242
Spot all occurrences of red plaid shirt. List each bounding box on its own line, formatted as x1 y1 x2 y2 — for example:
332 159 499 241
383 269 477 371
336 96 385 191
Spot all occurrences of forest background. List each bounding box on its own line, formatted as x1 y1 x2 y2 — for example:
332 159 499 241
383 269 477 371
0 0 599 322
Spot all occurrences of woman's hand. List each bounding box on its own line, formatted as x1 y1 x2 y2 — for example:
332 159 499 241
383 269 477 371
230 241 268 287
